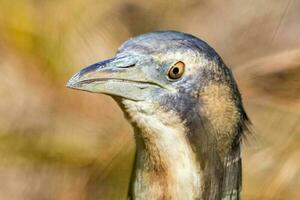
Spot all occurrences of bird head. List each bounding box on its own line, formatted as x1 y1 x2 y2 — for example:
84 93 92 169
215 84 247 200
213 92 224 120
67 30 248 157
67 32 203 102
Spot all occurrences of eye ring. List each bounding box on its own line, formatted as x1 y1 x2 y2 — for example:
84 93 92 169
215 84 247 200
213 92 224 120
167 61 185 80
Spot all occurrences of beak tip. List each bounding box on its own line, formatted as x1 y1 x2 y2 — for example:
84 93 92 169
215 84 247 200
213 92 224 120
66 79 80 90
66 72 80 89
66 82 73 89
66 73 80 89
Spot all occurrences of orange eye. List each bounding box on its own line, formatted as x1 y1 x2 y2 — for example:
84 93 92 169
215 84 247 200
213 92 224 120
168 61 185 79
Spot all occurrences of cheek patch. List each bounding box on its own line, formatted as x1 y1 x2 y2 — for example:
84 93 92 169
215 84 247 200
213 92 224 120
199 84 240 157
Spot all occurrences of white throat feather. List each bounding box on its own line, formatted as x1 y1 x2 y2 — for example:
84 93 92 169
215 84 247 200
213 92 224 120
123 100 202 200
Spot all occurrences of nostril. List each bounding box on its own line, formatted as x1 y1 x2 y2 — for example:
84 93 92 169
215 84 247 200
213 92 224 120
117 64 136 68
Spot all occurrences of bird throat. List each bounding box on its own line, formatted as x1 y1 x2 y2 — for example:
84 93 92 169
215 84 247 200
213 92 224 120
122 99 242 200
123 100 202 200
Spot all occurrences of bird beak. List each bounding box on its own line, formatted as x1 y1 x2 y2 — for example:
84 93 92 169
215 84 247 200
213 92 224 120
66 56 163 101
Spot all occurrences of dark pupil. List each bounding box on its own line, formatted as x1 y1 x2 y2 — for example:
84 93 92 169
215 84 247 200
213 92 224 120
172 67 179 75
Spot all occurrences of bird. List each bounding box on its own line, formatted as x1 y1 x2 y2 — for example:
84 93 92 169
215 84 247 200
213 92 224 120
67 31 249 200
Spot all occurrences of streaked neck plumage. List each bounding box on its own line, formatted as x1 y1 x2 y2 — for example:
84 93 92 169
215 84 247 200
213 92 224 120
124 100 202 200
123 100 242 200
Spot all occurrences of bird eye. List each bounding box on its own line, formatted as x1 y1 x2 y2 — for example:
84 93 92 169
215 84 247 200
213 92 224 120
168 61 185 80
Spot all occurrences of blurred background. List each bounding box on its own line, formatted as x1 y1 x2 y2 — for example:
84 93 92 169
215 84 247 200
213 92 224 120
0 0 299 199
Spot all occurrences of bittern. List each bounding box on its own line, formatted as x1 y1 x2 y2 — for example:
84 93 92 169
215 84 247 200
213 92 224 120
67 31 249 200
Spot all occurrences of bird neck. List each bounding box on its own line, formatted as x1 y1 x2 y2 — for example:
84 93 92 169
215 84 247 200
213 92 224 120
123 100 241 200
125 102 202 200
